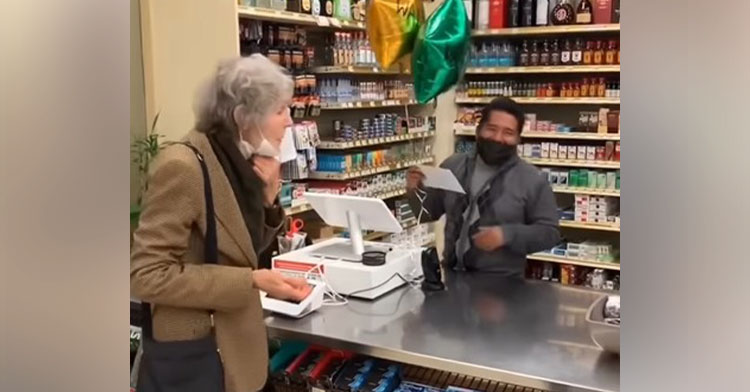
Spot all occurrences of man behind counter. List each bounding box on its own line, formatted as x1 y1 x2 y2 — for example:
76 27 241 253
406 97 560 277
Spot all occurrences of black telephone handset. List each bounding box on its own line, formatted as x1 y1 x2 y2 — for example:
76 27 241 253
421 246 445 292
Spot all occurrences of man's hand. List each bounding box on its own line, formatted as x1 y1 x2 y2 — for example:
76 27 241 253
252 156 281 207
252 269 312 302
472 226 505 251
406 166 425 191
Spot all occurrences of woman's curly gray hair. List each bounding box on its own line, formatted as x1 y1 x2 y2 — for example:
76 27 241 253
194 54 294 135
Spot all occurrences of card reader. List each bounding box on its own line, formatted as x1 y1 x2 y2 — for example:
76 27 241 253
260 280 325 318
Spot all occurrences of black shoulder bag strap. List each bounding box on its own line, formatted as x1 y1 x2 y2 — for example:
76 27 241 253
137 142 224 392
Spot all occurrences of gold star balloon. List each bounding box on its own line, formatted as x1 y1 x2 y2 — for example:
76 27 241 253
366 0 426 69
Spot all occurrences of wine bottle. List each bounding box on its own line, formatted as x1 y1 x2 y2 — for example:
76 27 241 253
575 0 593 24
535 0 549 26
551 0 574 25
521 0 536 27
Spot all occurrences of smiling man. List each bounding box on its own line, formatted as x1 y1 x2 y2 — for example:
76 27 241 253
406 97 560 276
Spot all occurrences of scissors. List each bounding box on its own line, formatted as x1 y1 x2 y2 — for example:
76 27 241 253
286 217 304 238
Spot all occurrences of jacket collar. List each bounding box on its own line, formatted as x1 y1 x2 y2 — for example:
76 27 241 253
184 130 256 266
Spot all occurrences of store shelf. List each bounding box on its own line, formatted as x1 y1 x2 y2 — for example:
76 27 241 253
454 127 476 136
527 253 620 271
456 97 620 105
465 65 620 74
309 156 434 180
285 188 407 216
310 65 409 75
317 131 435 149
522 131 620 140
559 220 620 232
237 6 365 30
321 99 421 110
525 157 620 169
552 186 620 197
472 23 620 37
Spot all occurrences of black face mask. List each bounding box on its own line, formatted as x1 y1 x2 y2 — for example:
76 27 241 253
476 137 517 166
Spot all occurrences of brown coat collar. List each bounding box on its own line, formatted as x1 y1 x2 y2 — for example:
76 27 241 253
183 130 256 266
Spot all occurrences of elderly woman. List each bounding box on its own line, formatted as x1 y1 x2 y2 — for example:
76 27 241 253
131 55 311 392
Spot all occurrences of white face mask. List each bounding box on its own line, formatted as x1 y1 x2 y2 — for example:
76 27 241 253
237 124 280 161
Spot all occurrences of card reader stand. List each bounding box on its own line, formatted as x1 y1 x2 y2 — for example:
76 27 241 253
261 280 325 318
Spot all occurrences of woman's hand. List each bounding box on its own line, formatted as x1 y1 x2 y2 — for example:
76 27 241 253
252 269 311 302
252 156 282 207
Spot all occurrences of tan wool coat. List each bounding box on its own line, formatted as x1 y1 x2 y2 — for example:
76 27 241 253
131 130 284 392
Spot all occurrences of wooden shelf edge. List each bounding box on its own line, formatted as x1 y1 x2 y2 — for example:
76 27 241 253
527 253 620 271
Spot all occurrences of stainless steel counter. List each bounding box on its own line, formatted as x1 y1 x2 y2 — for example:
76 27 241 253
265 272 619 392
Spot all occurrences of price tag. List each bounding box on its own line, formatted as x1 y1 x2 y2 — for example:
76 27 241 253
346 102 354 108
315 16 330 26
368 101 376 107
347 66 354 72
356 102 362 107
330 18 342 27
355 140 362 146
373 67 379 73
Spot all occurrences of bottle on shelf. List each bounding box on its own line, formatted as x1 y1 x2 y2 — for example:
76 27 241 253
572 82 580 97
489 0 507 29
551 0 575 25
560 82 568 97
575 0 593 24
583 40 594 65
581 77 590 96
508 0 521 27
546 82 555 97
597 77 606 97
540 40 550 66
594 40 605 65
536 0 549 26
521 0 536 27
530 40 540 66
550 39 561 65
571 38 584 65
560 39 572 65
519 40 530 66
476 0 491 30
605 40 617 65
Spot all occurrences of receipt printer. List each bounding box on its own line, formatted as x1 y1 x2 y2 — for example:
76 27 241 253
261 280 325 318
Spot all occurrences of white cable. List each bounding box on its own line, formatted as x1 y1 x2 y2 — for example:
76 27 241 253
304 257 348 307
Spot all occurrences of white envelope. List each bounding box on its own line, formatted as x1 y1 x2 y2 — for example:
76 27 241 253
418 165 466 194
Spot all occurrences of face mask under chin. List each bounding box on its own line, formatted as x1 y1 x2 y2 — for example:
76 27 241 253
476 137 517 166
237 126 280 161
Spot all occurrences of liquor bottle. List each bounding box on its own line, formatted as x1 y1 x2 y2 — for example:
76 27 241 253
464 0 474 27
550 39 561 65
571 38 584 65
583 40 594 65
536 0 549 26
521 0 536 27
575 0 593 24
540 40 550 66
581 77 589 96
560 39 572 65
551 0 574 25
508 0 521 27
593 40 605 65
477 0 491 30
597 77 606 97
530 40 540 66
605 40 617 64
489 0 507 29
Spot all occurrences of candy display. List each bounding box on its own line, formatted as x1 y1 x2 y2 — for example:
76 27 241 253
527 262 620 290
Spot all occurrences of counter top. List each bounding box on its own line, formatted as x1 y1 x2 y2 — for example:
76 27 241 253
264 273 619 392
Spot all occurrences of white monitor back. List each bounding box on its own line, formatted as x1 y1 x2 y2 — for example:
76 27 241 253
304 193 404 233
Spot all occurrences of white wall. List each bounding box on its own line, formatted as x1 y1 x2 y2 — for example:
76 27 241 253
139 0 240 141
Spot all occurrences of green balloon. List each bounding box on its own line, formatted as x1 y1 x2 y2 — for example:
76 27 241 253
412 0 471 104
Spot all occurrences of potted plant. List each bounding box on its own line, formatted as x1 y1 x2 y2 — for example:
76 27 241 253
131 114 164 230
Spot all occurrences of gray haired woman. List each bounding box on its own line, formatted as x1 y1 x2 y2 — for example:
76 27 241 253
131 54 311 392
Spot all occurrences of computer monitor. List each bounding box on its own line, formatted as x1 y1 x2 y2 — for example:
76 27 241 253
303 193 404 261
